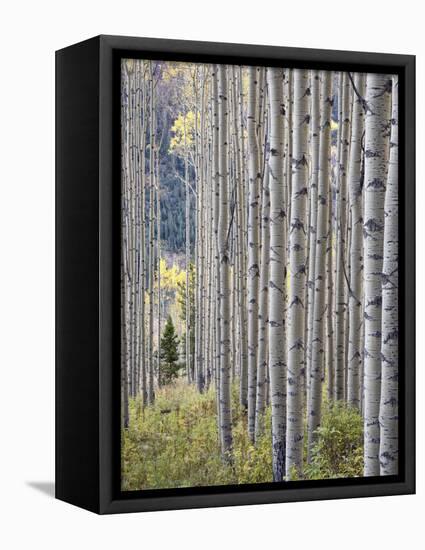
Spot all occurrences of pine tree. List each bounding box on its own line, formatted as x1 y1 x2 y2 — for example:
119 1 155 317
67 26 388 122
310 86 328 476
159 316 181 385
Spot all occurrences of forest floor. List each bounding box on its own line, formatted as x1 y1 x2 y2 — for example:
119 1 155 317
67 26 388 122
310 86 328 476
122 380 364 491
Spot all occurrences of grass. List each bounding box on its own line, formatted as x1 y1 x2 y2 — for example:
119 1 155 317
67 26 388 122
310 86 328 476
121 380 363 491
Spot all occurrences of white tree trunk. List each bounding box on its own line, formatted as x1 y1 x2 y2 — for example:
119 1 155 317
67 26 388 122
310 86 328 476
255 163 270 440
305 70 319 397
266 67 287 479
307 70 332 460
334 72 351 401
379 76 399 475
247 66 261 441
147 62 155 404
363 73 391 476
218 65 233 460
286 68 309 478
347 73 366 408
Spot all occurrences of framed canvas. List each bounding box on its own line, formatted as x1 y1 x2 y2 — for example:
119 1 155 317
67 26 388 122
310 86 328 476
56 35 415 514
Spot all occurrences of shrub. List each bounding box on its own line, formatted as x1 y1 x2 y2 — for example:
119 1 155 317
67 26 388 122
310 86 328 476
121 383 365 490
305 401 364 480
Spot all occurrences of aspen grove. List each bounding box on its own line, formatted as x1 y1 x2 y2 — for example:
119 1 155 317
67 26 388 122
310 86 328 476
121 59 399 490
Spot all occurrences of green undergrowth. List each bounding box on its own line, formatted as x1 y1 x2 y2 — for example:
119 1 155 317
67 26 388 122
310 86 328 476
304 400 364 480
121 381 363 491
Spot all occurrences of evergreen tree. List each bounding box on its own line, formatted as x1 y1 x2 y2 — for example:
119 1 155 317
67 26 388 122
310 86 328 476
159 316 180 385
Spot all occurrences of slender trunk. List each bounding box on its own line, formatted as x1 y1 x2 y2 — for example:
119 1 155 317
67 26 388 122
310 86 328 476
307 71 332 460
255 163 270 440
363 73 392 476
211 66 222 432
286 68 310 478
121 64 130 427
121 61 132 426
156 146 161 386
218 65 233 460
306 70 320 416
379 76 399 475
326 152 334 401
232 67 248 408
247 66 261 441
347 73 366 407
147 62 155 404
334 72 351 400
266 67 287 478
184 112 191 383
266 68 287 478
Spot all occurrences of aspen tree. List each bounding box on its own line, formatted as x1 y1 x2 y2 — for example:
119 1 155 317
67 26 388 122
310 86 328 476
147 61 155 404
347 73 366 408
267 67 287 478
127 60 136 398
326 142 334 401
238 66 249 409
247 66 261 440
211 66 222 421
184 111 191 383
206 91 214 388
232 66 248 407
379 76 398 475
306 70 320 405
307 71 332 460
197 69 207 392
121 60 131 428
255 163 270 440
194 68 201 392
286 69 310 478
156 143 161 385
363 73 392 476
334 72 351 401
217 65 233 459
138 61 147 405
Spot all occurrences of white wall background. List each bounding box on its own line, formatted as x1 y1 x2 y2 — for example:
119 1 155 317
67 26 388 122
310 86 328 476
0 1 422 548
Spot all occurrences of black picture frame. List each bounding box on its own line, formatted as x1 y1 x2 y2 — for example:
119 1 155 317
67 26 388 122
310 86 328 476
56 34 415 514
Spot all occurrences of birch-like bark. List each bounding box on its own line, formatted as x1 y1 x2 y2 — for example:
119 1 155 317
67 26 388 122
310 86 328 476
334 72 351 401
155 128 162 385
147 61 155 404
194 69 201 392
307 71 332 460
306 70 320 408
247 66 261 441
231 67 248 409
184 112 191 383
255 163 270 440
198 70 207 392
347 73 366 408
206 97 214 388
218 65 233 460
121 60 130 427
363 73 392 476
379 76 398 475
238 66 249 409
286 69 309 478
137 61 147 405
128 61 137 398
266 67 287 479
212 66 222 427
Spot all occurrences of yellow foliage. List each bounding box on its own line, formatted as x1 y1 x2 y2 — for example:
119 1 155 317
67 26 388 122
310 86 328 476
169 111 199 154
159 258 185 291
